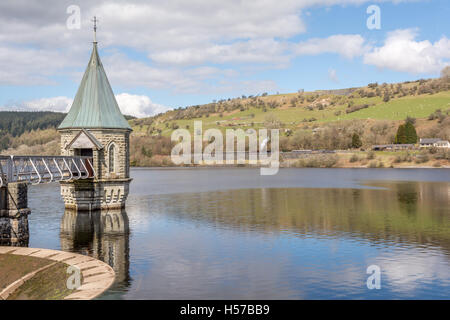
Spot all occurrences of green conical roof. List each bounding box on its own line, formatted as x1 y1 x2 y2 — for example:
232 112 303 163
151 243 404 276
58 42 131 130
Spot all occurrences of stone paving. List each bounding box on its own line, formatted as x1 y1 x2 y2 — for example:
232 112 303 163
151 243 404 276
0 246 115 300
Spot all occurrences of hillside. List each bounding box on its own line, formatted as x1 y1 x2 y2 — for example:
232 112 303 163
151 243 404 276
0 112 135 153
0 111 66 152
1 77 449 167
131 78 450 136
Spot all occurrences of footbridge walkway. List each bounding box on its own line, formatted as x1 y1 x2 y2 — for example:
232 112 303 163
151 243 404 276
0 155 95 187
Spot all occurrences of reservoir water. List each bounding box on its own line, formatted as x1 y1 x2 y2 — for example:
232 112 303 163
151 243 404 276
27 168 449 299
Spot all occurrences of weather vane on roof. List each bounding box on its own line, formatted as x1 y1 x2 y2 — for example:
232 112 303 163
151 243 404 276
91 16 98 43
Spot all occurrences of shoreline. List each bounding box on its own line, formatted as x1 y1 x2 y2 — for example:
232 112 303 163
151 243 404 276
130 149 449 169
130 164 450 169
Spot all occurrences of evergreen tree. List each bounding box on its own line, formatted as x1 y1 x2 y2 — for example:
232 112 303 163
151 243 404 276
141 146 152 157
395 124 406 144
395 121 418 144
405 116 416 125
351 133 362 148
404 121 418 143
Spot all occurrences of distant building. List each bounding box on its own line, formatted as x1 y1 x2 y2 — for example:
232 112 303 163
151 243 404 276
372 144 414 151
435 140 450 148
419 138 450 148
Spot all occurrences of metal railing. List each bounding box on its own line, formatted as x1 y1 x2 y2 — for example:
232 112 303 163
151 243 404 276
0 155 95 187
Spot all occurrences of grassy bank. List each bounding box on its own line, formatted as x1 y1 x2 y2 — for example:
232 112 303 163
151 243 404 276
6 261 79 300
0 254 51 291
0 253 78 300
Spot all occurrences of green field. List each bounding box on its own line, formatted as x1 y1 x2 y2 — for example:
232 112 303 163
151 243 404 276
131 89 450 137
339 92 450 121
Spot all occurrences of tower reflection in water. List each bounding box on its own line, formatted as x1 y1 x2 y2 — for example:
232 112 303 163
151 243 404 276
60 209 131 294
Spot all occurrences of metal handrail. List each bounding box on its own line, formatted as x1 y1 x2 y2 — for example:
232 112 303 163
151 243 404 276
28 158 42 185
71 158 82 180
53 158 64 181
86 158 96 178
63 158 74 181
77 158 89 179
0 155 95 187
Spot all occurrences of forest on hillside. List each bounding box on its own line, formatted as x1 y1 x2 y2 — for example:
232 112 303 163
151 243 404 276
0 111 136 151
0 111 65 136
0 111 66 151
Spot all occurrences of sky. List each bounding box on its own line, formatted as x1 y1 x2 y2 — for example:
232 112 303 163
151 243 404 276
0 0 448 118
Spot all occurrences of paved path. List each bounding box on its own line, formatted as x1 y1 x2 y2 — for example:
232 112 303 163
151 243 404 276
0 246 115 300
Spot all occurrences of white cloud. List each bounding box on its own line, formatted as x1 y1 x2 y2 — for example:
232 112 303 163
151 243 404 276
0 45 83 86
328 68 339 83
291 29 450 75
22 96 73 112
363 29 450 74
294 34 368 59
0 1 415 69
3 93 170 118
149 39 290 66
0 0 439 100
103 53 276 95
115 93 171 118
102 53 217 94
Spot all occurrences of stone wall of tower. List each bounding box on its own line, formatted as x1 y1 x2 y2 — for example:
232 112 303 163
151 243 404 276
59 128 131 211
59 128 130 180
59 130 76 156
89 129 130 180
60 179 130 210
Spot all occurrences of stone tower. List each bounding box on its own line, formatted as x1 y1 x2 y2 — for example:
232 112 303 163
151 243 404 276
57 29 132 211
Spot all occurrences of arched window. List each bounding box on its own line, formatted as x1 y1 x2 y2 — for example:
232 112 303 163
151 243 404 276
109 144 115 173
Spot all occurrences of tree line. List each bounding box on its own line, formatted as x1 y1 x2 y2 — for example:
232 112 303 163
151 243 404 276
0 111 66 151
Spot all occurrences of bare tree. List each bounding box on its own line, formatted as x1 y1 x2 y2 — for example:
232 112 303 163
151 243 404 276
441 66 450 80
